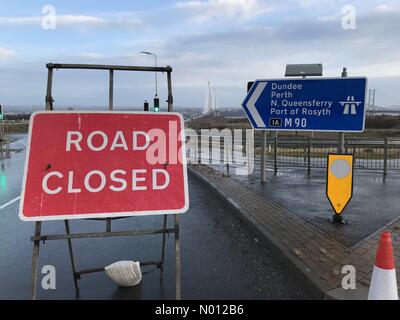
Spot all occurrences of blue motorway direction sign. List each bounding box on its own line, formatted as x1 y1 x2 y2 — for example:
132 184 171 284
242 77 367 132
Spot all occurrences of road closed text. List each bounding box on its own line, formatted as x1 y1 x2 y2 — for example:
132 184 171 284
42 169 170 195
41 129 176 195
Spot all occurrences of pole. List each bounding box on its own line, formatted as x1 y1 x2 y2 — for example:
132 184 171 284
167 67 180 300
167 68 173 112
154 55 158 97
174 214 181 300
160 215 167 281
109 70 114 111
31 222 42 299
226 140 230 176
65 220 80 296
338 133 345 154
261 131 267 182
274 132 278 174
307 137 311 174
45 67 54 111
384 137 388 177
332 68 348 224
140 52 158 97
338 68 347 153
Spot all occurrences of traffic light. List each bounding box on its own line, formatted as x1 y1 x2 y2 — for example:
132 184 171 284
0 105 3 120
144 100 149 112
154 97 160 112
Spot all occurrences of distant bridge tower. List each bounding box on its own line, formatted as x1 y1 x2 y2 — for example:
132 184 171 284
213 87 219 116
203 81 219 116
367 88 376 116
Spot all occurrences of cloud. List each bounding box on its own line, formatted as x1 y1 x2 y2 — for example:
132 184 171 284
0 47 15 59
56 15 109 27
0 14 142 29
1 2 399 108
148 4 400 108
0 15 102 27
101 3 399 108
175 0 273 22
375 4 400 12
75 52 104 59
290 0 335 9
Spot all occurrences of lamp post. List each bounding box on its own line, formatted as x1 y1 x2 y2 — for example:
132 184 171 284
141 51 158 97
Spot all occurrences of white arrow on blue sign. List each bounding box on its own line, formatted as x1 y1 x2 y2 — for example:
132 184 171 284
242 77 367 132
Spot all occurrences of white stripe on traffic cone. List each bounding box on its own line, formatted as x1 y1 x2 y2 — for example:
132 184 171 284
368 232 398 300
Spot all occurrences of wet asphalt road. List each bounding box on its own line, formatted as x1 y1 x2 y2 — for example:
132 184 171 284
0 134 312 300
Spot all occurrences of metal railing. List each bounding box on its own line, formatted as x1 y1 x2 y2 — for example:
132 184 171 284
186 133 400 176
265 137 399 175
0 121 11 159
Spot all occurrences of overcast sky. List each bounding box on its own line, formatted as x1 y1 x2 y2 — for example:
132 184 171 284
0 0 399 110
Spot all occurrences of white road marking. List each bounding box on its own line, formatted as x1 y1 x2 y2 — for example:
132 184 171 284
0 196 20 211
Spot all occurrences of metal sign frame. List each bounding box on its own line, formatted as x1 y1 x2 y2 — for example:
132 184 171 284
29 63 183 300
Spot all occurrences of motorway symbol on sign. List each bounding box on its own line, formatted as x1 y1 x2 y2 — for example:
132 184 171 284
242 77 367 132
326 154 354 215
20 111 189 221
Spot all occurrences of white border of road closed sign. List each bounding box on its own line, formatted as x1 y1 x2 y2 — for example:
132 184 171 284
19 111 189 221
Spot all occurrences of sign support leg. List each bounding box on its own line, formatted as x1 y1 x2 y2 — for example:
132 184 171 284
261 131 267 183
65 220 80 297
167 69 173 112
333 67 348 223
174 214 181 300
274 132 278 174
109 70 114 111
337 67 347 155
45 67 54 111
31 221 42 300
160 215 168 282
338 133 345 154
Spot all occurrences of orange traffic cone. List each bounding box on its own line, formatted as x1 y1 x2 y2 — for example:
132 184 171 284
368 232 398 300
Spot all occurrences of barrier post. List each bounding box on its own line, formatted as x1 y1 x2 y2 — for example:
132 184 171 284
384 137 388 177
274 134 278 174
261 131 267 182
307 137 311 174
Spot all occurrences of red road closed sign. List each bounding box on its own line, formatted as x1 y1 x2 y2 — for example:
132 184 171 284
20 111 189 221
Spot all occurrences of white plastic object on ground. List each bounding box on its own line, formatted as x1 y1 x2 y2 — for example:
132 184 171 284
105 261 142 287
